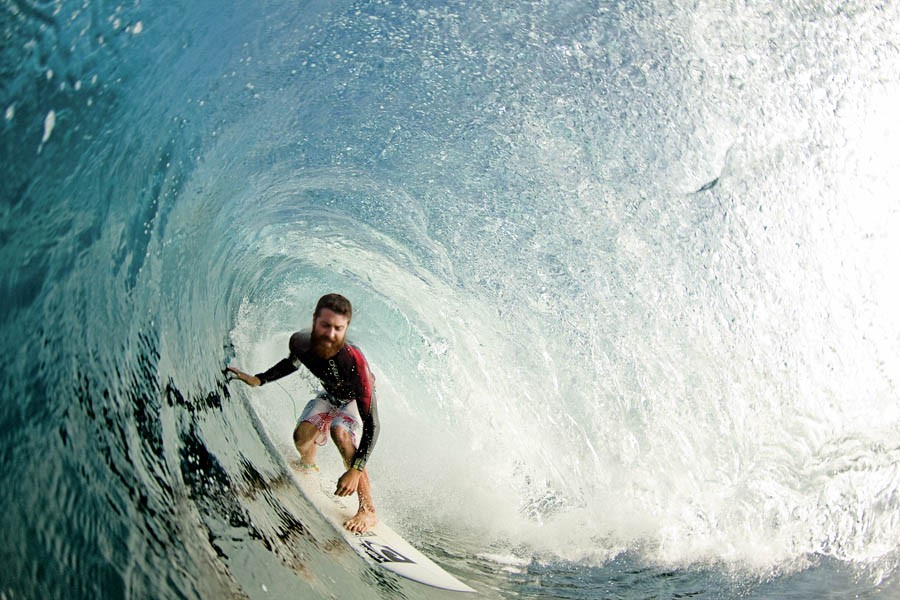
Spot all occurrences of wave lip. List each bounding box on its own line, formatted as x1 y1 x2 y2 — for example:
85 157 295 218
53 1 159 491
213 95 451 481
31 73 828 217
3 0 900 598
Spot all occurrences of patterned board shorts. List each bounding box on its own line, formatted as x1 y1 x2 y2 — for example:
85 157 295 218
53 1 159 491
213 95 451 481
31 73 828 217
298 393 361 448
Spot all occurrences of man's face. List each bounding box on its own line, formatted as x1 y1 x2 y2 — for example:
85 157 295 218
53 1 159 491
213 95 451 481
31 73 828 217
310 308 350 358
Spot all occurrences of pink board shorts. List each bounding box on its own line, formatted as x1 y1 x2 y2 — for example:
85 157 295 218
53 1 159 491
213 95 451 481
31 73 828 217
298 394 361 448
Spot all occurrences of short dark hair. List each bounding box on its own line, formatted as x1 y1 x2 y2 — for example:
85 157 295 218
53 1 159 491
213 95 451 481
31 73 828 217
315 293 352 320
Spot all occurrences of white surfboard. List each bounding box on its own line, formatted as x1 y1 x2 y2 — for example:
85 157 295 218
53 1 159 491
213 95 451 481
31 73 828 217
288 465 476 593
243 396 474 593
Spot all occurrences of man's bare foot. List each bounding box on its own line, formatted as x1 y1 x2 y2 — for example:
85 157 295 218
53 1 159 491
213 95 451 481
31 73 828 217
344 509 377 534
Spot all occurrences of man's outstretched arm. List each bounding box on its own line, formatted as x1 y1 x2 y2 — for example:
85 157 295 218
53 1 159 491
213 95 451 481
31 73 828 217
226 366 261 386
228 352 300 387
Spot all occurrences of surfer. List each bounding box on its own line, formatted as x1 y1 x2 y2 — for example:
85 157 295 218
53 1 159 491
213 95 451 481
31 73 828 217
227 293 380 533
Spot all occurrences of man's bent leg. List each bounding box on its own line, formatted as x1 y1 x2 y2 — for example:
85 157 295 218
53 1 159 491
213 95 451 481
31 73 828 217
293 421 321 468
330 426 377 533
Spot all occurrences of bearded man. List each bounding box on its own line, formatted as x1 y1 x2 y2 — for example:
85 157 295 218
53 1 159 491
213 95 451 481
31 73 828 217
227 293 379 533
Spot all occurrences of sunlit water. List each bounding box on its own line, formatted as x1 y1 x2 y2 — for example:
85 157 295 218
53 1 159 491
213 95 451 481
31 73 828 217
2 1 900 598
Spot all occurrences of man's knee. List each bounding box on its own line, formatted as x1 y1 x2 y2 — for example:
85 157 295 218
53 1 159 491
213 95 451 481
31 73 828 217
330 426 351 445
294 421 318 445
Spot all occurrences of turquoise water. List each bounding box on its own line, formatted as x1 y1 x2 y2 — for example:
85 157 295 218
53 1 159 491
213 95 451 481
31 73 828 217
3 1 900 598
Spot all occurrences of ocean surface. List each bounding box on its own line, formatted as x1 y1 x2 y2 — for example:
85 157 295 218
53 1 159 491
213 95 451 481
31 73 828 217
2 1 900 598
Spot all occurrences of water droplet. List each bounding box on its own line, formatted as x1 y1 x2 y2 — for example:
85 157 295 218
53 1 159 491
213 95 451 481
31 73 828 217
42 110 56 144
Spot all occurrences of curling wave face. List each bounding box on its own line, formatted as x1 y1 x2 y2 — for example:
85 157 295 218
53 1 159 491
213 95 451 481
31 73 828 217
2 0 900 598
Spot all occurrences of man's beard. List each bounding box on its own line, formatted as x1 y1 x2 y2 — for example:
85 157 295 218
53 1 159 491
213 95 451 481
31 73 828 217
311 330 344 358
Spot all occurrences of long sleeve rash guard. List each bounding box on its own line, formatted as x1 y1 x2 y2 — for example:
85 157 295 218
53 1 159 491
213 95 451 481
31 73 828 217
255 330 380 470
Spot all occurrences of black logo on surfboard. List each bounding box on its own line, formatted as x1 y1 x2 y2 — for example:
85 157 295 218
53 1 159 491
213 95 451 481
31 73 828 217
361 540 415 564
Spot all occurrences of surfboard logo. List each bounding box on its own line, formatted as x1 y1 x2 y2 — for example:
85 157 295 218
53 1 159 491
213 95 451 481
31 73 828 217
361 540 415 564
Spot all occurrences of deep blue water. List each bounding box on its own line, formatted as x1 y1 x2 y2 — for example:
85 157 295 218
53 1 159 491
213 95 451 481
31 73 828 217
3 1 900 598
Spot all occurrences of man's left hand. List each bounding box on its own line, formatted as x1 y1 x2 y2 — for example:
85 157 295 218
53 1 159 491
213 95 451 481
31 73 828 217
335 469 362 497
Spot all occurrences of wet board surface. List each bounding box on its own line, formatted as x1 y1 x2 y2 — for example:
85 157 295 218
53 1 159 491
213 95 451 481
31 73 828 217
290 465 476 593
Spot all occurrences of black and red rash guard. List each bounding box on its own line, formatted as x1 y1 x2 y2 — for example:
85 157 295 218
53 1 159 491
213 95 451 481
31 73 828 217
255 330 379 470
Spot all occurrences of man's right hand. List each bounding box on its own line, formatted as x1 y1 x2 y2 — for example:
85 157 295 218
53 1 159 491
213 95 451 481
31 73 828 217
226 366 261 386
